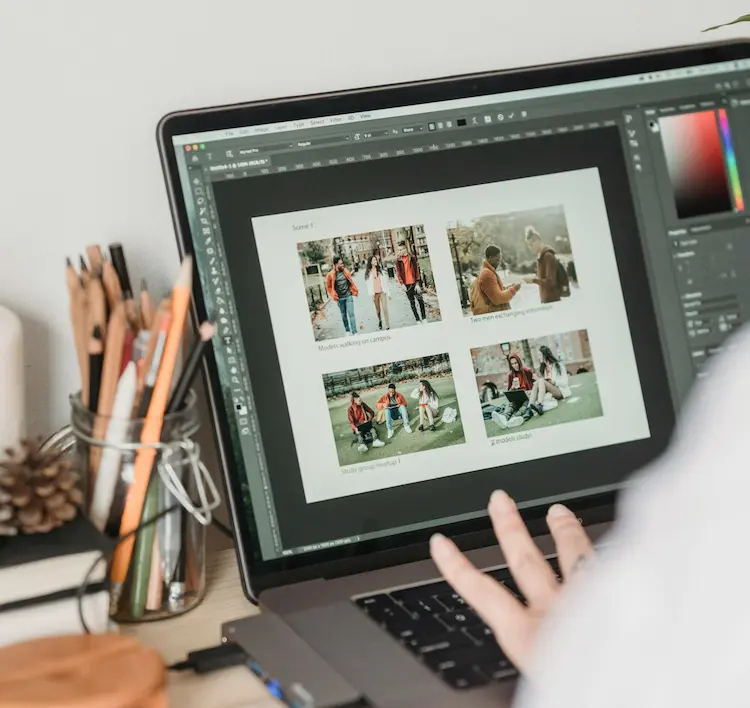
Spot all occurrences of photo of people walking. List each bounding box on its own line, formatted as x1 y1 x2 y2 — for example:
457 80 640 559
473 330 603 438
323 354 465 466
297 225 441 342
447 205 578 318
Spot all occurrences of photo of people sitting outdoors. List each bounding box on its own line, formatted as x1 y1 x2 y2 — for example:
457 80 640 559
322 353 465 466
447 205 579 318
297 225 441 342
472 329 603 438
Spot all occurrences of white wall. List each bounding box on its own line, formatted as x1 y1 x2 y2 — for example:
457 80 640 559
0 0 747 436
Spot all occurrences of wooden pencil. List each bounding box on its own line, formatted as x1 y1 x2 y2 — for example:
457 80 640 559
86 245 103 276
137 298 170 399
90 302 127 477
79 256 91 288
102 259 123 311
111 257 193 599
66 258 89 400
86 276 107 342
139 279 156 330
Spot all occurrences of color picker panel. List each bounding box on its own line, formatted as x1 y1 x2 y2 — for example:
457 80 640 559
659 111 733 220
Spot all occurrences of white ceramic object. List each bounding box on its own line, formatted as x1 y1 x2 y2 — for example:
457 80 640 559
0 304 25 451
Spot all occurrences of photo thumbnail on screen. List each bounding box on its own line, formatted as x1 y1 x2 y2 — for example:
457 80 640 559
322 353 465 467
298 225 441 342
473 329 603 439
447 205 578 318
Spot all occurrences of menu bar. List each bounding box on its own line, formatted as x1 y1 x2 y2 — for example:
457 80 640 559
172 59 750 145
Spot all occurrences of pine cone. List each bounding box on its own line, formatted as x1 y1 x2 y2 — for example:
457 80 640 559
0 438 83 536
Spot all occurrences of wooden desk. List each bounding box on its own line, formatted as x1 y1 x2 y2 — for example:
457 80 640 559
124 549 278 707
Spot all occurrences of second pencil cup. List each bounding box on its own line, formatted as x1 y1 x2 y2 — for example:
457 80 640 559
70 390 220 622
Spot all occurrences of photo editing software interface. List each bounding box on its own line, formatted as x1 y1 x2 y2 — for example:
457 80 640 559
174 58 750 560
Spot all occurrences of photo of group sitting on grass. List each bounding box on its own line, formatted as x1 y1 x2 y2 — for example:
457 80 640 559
472 329 603 438
322 353 465 466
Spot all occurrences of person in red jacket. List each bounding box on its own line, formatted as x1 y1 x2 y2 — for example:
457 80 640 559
325 256 359 336
377 383 412 439
347 391 385 453
492 353 536 430
395 241 427 323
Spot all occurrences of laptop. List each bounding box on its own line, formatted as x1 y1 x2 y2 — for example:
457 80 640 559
157 39 750 707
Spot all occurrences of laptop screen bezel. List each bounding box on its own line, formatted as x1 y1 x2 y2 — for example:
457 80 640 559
158 39 749 599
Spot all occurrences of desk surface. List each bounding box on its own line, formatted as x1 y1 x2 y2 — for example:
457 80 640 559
124 549 278 707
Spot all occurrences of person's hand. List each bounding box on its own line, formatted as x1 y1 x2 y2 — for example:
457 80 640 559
430 490 594 674
523 277 534 285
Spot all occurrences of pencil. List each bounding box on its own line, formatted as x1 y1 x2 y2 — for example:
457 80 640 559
109 243 133 299
90 302 127 477
111 257 193 599
135 309 171 419
130 479 160 618
121 329 134 375
110 243 139 329
139 279 156 330
137 299 170 400
88 326 104 413
79 256 91 287
66 257 89 400
167 320 215 414
146 536 163 611
86 276 107 342
86 245 103 276
102 259 123 311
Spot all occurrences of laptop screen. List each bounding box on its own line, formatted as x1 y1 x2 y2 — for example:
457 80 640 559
169 53 750 562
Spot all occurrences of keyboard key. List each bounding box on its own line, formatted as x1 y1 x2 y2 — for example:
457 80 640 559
436 609 482 630
355 594 412 625
465 624 494 643
423 644 495 671
408 631 472 655
434 591 467 611
385 615 445 642
391 581 450 603
477 656 517 682
400 597 442 616
441 666 489 689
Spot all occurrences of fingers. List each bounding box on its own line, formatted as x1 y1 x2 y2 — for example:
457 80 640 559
430 533 533 668
488 491 560 611
546 504 595 580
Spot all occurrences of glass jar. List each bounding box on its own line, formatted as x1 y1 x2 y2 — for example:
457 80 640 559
69 390 216 622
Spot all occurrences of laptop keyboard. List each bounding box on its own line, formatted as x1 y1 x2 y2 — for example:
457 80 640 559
354 556 560 690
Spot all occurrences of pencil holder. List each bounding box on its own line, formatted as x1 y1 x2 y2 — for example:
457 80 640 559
69 390 220 623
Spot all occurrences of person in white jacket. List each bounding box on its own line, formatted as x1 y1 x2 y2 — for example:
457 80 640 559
430 324 750 708
524 344 571 420
364 255 391 330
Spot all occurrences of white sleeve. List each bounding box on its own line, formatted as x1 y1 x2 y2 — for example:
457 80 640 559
515 326 750 708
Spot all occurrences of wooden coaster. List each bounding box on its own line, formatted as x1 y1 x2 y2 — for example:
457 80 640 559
0 634 167 707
